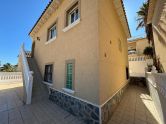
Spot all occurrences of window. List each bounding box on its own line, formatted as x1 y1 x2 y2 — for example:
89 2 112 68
44 64 53 83
66 2 80 26
48 24 57 41
65 60 75 90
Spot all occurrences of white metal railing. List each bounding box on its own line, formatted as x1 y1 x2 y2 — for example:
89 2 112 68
20 44 33 104
0 72 22 83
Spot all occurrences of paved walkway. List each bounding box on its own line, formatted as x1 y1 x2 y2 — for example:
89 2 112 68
108 85 161 124
0 83 84 124
0 83 162 124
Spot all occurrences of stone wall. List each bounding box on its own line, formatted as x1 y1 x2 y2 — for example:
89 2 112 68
101 84 128 124
49 88 100 124
49 83 129 124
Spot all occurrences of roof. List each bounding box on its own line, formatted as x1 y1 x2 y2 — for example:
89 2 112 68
29 0 53 36
29 0 131 38
113 0 131 38
128 37 148 44
147 0 157 24
29 0 63 38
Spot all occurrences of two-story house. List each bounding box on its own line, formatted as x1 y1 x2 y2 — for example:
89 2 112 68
28 0 131 123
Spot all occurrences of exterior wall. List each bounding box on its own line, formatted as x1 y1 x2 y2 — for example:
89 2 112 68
136 38 149 54
146 71 166 124
49 88 100 124
128 38 149 55
32 0 100 104
129 55 153 77
151 0 166 72
98 0 129 105
128 42 136 50
128 38 152 77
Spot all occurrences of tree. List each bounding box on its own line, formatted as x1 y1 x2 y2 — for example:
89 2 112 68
136 2 148 31
143 46 153 57
136 2 162 72
0 63 16 72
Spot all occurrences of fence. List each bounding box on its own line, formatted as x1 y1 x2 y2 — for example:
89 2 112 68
129 56 153 77
146 69 166 124
0 72 22 83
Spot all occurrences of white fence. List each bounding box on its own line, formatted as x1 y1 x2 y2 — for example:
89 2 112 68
20 44 33 104
0 72 22 83
129 56 153 77
146 70 166 124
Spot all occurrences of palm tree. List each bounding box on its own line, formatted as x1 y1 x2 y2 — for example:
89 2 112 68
136 2 148 31
1 63 15 72
136 1 163 72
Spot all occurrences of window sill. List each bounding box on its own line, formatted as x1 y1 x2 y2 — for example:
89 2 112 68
63 18 80 32
62 88 75 94
42 81 53 86
45 36 56 45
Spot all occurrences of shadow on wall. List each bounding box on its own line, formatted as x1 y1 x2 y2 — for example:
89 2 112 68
140 92 161 124
147 79 166 124
154 26 166 47
156 88 166 123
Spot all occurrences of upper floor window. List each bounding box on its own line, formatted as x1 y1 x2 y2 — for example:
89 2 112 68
66 2 80 26
48 24 56 41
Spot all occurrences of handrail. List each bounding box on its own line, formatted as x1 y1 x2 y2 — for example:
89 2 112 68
20 44 33 104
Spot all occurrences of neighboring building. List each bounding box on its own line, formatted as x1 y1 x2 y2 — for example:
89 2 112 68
128 37 149 55
128 37 153 77
147 0 166 72
28 0 130 123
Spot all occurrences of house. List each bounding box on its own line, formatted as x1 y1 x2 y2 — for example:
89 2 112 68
147 0 166 72
28 0 130 123
128 37 149 55
128 37 153 77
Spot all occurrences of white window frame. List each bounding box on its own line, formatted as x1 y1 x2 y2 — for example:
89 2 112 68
47 24 57 41
63 1 80 32
67 5 79 25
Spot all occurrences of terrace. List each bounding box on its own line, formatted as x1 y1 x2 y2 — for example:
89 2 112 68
0 73 162 124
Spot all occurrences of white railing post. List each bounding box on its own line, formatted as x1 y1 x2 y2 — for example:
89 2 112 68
20 44 33 104
0 72 23 83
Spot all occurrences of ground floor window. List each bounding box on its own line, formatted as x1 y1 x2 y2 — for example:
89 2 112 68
44 64 53 83
66 60 75 90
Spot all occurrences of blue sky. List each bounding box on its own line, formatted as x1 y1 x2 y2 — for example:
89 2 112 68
123 0 147 37
0 0 146 66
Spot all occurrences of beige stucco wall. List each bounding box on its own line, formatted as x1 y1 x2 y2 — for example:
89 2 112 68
136 38 149 55
128 42 136 50
31 0 129 105
151 0 166 72
98 0 129 104
128 38 149 55
32 0 100 104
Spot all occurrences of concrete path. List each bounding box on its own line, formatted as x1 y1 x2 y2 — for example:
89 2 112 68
108 85 161 124
0 83 162 124
0 82 84 124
